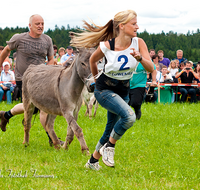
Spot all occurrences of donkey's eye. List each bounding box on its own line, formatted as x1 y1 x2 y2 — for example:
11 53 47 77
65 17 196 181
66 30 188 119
81 62 86 66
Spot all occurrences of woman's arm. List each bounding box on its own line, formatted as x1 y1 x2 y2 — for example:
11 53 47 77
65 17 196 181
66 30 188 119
191 69 199 79
130 38 154 73
89 46 104 82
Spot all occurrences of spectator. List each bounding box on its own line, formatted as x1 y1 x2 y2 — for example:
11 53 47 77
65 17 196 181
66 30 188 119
157 65 174 103
0 46 3 74
152 54 163 71
149 49 155 59
0 62 15 104
194 62 200 99
129 63 157 120
175 61 198 103
159 65 173 83
174 59 179 69
175 49 187 64
155 63 162 82
158 50 170 67
61 46 75 67
57 47 65 65
168 60 178 82
178 62 185 72
53 45 59 59
188 60 195 70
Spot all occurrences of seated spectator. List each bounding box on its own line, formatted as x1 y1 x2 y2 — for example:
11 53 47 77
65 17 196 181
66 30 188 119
0 62 15 104
178 62 185 72
156 65 174 103
194 62 200 99
159 65 173 83
158 50 170 67
168 60 178 82
53 45 59 59
155 63 162 82
149 49 156 60
174 59 179 68
175 61 198 103
57 47 65 65
174 49 187 64
188 60 195 70
152 54 163 71
61 46 75 67
0 46 4 74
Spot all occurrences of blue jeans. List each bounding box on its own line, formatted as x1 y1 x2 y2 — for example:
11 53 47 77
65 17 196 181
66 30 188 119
0 86 14 104
179 87 196 103
94 88 136 152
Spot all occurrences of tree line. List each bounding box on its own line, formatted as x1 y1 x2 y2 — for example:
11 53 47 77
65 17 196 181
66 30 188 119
1 25 200 62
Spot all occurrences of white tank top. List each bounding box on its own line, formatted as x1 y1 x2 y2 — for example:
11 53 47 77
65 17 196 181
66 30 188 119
100 37 139 80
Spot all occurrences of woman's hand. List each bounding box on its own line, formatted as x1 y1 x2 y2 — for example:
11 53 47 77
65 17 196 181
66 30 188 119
130 48 142 61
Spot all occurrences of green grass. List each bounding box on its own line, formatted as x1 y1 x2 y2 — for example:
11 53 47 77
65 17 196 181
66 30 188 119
1 101 200 189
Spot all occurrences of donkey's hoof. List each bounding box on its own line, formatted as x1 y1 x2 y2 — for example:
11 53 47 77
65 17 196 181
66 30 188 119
54 144 61 150
23 142 29 147
49 138 64 147
82 149 90 156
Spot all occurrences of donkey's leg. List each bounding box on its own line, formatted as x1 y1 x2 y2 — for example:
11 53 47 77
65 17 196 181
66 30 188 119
93 100 98 117
84 104 89 116
23 101 35 146
88 105 92 119
64 113 89 154
63 125 74 150
45 114 60 149
88 97 95 119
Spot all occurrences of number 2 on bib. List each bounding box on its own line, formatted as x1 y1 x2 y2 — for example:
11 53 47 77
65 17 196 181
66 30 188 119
118 55 130 71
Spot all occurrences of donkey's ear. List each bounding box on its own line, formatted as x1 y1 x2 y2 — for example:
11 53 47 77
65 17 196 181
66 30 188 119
69 31 75 39
76 47 86 54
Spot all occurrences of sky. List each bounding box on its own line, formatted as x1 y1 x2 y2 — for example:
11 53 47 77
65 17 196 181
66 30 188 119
1 0 199 34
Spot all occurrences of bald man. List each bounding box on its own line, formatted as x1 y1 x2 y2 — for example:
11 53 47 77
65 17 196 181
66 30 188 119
0 15 54 142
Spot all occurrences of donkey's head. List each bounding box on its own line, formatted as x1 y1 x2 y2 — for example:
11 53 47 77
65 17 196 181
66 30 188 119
75 48 95 88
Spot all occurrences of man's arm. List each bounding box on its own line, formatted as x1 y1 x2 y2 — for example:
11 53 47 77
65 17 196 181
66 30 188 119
0 45 11 67
46 55 54 65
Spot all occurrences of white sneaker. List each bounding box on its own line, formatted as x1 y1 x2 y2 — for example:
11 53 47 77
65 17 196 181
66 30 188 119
85 160 101 171
99 144 115 167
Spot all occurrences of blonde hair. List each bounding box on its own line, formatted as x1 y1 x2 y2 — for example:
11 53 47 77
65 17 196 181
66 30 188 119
169 60 177 69
70 10 137 48
58 47 65 53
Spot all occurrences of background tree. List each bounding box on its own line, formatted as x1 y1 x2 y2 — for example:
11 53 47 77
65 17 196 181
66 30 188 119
0 25 200 62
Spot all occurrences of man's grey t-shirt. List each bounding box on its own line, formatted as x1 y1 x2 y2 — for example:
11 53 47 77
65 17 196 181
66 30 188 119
7 32 54 81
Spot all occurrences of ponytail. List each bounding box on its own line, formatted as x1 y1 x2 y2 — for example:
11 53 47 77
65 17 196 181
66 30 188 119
70 19 114 48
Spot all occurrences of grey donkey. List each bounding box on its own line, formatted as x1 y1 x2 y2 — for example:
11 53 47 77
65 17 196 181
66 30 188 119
22 48 95 155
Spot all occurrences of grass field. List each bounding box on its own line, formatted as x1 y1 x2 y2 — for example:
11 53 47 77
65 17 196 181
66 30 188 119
0 101 200 189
